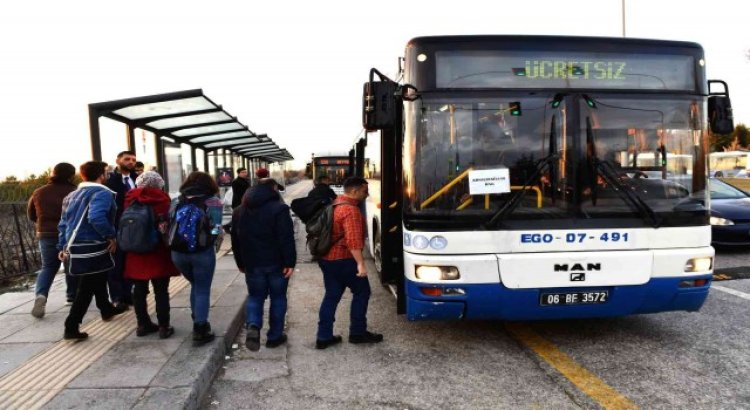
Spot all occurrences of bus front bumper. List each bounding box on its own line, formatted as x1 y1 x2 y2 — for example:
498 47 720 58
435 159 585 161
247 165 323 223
405 276 712 321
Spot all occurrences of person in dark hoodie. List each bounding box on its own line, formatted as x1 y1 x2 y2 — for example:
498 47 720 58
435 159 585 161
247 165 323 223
170 171 223 346
308 175 337 203
231 178 296 351
123 171 180 339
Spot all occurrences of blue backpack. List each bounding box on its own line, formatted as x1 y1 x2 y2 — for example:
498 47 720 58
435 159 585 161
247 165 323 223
167 196 215 253
117 200 159 253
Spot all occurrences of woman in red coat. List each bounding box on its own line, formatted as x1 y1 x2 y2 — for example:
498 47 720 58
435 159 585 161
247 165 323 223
123 171 180 339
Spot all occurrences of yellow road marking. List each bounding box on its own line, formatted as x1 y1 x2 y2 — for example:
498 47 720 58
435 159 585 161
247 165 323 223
0 277 190 410
505 323 638 410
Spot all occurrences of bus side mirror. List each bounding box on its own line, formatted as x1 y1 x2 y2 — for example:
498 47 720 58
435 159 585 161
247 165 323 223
708 80 734 135
362 81 397 131
708 96 734 135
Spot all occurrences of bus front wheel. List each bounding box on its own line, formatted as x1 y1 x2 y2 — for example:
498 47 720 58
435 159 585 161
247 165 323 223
374 228 384 279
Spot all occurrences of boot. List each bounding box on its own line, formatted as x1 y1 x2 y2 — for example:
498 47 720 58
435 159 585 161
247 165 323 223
192 322 215 346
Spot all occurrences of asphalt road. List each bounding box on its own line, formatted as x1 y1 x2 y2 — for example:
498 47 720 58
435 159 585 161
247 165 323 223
204 180 750 409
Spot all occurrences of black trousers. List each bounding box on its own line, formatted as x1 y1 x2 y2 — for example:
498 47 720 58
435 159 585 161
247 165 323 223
132 277 171 327
65 272 114 330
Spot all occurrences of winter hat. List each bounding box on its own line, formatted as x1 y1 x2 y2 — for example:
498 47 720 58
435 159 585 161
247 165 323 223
255 168 269 178
135 170 165 189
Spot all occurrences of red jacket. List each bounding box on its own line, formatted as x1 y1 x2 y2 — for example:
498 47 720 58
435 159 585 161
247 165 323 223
122 188 179 280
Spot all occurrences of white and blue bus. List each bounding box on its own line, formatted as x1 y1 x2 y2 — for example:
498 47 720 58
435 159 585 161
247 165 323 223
359 35 734 320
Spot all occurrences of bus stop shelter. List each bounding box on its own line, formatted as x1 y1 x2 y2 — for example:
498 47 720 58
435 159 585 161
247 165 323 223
88 89 293 190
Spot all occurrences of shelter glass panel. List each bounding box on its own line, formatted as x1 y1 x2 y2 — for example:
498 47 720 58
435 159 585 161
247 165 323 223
113 97 216 120
147 112 232 130
174 123 243 137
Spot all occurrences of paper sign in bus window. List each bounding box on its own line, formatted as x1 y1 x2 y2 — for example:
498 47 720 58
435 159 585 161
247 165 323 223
468 169 510 195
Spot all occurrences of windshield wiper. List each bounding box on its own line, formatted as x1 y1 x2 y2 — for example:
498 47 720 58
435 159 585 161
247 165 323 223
586 117 661 227
486 115 558 228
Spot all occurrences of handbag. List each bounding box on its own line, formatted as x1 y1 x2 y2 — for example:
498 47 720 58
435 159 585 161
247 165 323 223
63 204 115 276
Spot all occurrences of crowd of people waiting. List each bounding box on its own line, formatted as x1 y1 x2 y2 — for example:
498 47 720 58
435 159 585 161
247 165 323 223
26 151 382 351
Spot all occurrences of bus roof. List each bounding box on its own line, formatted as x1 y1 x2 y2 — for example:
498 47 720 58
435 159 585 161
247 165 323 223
406 35 703 52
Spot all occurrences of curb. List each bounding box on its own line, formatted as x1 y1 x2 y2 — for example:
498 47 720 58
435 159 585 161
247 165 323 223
184 302 245 410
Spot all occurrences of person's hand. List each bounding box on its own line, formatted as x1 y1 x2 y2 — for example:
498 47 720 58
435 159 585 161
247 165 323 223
356 263 367 278
283 267 294 278
58 251 66 262
106 238 117 253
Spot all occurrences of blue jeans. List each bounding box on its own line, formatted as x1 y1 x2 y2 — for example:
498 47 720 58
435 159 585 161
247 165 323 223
35 237 77 299
244 265 289 341
171 248 215 324
317 258 371 340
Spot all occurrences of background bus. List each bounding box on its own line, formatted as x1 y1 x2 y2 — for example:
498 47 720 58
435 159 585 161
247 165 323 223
359 35 734 321
708 151 750 177
311 153 351 194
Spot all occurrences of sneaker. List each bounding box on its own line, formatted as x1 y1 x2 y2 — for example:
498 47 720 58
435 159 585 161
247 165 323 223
63 329 89 341
31 295 47 318
136 322 159 337
245 325 260 351
266 334 287 348
349 331 383 344
315 335 342 350
102 304 128 321
158 325 175 339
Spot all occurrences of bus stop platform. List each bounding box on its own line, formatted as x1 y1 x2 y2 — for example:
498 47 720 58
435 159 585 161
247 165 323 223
0 244 245 410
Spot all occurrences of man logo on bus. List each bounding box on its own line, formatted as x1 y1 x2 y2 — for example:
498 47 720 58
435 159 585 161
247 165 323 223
554 263 601 281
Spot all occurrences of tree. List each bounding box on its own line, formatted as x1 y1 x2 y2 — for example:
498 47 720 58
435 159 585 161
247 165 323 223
735 124 749 148
710 123 749 152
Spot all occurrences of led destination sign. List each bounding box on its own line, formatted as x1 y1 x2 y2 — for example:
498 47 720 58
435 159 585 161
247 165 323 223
518 60 626 81
435 51 696 91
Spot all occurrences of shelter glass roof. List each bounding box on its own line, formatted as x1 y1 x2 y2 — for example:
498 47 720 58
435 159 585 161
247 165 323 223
90 89 292 163
190 132 255 143
113 96 216 120
147 112 232 130
173 123 243 137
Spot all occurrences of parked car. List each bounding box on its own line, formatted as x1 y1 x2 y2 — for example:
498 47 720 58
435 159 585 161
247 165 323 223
709 178 750 246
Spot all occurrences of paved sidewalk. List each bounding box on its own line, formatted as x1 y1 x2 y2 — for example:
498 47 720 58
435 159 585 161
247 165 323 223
0 243 246 410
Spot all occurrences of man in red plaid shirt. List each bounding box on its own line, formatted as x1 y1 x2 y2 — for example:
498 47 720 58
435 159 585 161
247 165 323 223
315 177 384 349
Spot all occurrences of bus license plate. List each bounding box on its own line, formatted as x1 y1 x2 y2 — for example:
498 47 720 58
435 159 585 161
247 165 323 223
540 291 609 306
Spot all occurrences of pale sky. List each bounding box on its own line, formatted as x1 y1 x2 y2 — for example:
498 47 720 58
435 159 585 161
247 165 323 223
1 0 748 179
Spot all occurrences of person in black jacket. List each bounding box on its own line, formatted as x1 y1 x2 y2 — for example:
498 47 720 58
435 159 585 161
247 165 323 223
230 167 250 209
308 175 337 203
104 150 137 308
231 178 296 351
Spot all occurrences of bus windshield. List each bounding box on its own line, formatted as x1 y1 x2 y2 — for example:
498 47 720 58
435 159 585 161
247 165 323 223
313 157 350 185
404 94 708 230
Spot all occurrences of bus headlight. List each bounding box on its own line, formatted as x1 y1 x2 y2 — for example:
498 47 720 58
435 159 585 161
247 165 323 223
413 235 429 249
710 216 734 226
429 236 448 250
415 265 460 281
403 233 411 247
685 257 712 272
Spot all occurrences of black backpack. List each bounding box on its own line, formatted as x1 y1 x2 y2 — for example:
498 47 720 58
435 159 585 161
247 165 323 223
117 200 159 253
305 202 354 257
167 196 215 253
